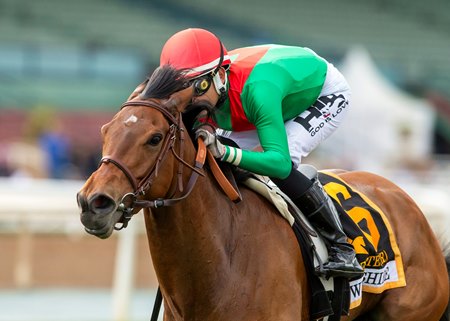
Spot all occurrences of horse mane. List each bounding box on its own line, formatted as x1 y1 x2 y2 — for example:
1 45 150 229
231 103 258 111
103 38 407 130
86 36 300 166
140 65 218 139
182 100 215 134
141 65 189 99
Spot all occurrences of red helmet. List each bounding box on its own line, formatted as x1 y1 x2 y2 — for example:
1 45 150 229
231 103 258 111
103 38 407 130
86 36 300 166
160 28 231 78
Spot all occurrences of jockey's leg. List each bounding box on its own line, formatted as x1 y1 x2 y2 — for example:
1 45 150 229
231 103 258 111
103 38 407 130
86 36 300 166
272 166 364 278
217 128 363 278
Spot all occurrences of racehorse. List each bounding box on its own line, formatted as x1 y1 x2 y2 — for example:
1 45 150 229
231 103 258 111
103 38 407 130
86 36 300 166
77 66 449 321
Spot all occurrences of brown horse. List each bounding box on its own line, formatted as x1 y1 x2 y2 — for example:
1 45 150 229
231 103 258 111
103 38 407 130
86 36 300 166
77 67 449 321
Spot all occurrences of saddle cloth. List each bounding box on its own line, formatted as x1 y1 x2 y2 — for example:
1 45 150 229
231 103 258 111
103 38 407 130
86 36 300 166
243 170 406 311
319 171 406 308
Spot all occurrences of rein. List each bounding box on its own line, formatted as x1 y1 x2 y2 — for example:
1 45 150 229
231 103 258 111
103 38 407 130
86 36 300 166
99 100 207 230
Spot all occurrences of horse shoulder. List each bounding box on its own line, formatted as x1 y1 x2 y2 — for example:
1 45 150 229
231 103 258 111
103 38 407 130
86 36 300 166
230 187 308 318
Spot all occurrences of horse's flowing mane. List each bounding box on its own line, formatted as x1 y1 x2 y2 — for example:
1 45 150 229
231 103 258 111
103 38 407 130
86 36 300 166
139 64 218 135
141 65 189 99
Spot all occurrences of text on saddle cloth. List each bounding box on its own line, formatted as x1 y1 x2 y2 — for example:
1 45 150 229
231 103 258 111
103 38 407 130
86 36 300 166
242 170 406 310
319 171 406 309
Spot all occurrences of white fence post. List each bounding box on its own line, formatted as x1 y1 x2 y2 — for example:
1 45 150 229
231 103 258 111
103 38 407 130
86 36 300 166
112 219 137 321
14 217 33 288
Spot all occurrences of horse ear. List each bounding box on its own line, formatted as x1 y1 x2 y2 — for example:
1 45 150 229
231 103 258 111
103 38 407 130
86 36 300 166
127 79 149 101
165 86 194 114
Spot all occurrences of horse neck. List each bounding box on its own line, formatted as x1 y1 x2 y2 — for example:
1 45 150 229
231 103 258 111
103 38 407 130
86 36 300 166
145 172 231 265
144 147 234 303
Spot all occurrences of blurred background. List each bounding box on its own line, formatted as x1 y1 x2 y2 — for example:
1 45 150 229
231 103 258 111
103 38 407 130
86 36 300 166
0 0 449 320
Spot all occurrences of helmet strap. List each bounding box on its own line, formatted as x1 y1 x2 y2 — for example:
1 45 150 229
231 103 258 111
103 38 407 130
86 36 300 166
208 37 227 106
212 70 227 106
211 38 224 77
212 70 226 94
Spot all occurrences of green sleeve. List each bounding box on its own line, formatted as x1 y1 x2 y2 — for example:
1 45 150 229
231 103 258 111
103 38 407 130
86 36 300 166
221 82 292 179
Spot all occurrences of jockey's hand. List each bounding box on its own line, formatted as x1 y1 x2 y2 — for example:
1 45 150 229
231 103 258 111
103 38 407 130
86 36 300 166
195 128 226 159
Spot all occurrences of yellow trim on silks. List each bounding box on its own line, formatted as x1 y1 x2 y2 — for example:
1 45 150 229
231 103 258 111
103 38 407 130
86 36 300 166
321 171 406 309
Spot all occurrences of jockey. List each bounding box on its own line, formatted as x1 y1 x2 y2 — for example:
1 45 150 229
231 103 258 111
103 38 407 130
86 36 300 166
160 28 363 278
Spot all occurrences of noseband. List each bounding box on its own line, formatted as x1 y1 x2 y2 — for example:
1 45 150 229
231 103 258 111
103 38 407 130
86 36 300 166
99 100 207 230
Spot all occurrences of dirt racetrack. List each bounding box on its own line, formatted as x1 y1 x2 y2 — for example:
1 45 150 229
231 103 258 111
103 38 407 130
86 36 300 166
0 232 158 289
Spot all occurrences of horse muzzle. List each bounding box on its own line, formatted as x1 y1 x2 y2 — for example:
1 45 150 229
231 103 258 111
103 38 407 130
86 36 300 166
77 192 123 239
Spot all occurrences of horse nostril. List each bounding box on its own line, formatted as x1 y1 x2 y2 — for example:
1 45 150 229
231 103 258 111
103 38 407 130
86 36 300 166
92 196 109 209
88 194 116 215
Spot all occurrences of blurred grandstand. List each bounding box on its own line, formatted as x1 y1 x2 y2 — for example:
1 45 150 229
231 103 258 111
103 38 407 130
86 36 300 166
1 0 450 171
1 0 450 105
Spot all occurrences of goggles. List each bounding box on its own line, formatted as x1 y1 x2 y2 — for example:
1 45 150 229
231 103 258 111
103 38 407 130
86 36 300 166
189 75 212 97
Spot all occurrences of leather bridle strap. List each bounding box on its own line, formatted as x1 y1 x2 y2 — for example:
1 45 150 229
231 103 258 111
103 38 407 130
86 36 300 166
100 156 139 191
121 100 179 124
99 122 177 196
100 99 207 214
134 138 206 208
136 123 178 194
102 138 206 210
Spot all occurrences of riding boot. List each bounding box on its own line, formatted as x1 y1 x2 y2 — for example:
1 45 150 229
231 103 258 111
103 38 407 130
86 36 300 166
293 178 364 279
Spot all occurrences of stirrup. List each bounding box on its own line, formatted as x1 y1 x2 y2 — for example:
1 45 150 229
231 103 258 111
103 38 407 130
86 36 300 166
315 264 364 279
316 258 364 278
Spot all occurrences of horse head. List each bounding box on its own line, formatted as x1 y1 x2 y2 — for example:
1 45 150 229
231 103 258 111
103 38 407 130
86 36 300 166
77 67 198 239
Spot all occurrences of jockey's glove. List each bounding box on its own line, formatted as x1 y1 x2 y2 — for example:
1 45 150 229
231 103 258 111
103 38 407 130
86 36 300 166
195 128 226 159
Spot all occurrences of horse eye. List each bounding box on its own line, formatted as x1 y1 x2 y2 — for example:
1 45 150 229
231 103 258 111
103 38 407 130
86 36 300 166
147 134 163 146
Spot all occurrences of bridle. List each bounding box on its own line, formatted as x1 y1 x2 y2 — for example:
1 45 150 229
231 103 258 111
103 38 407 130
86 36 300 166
99 99 207 230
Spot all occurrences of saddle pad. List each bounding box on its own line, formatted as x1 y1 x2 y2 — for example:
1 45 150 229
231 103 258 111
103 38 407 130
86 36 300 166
319 172 406 309
242 175 296 226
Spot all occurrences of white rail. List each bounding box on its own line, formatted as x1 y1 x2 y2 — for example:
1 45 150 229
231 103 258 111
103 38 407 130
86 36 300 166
0 177 143 321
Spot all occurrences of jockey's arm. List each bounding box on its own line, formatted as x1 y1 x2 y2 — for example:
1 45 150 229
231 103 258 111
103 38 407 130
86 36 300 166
221 83 292 179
